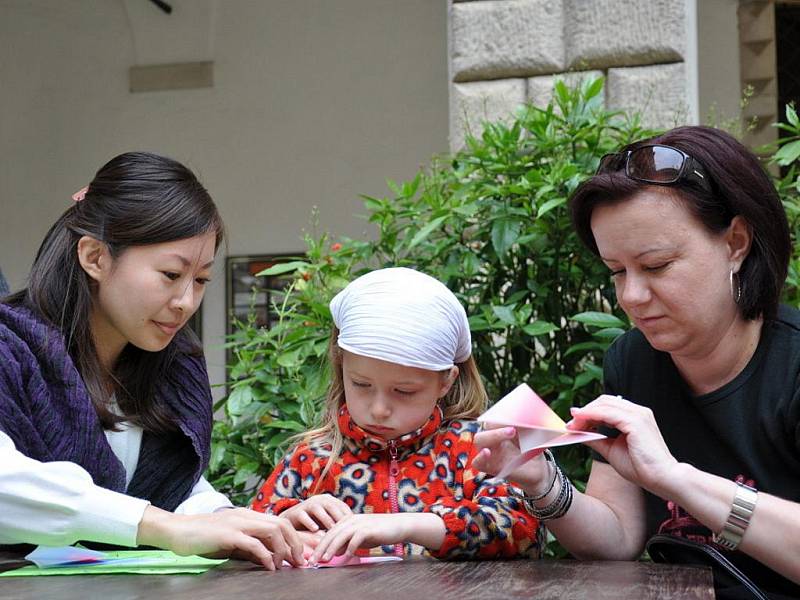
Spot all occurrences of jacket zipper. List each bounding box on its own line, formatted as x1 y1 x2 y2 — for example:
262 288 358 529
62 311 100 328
387 439 404 556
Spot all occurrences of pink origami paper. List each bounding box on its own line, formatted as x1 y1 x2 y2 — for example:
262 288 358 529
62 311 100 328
477 383 605 478
285 555 402 569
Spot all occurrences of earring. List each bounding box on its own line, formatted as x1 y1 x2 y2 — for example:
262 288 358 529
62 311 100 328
729 269 742 304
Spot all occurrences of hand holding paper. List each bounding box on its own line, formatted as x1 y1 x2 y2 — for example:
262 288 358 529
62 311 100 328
476 384 605 478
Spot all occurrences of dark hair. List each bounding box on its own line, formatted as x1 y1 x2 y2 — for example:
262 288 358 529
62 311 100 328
5 152 225 432
569 126 790 321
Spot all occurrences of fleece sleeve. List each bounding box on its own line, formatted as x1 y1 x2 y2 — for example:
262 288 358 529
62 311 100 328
424 428 544 560
250 444 322 515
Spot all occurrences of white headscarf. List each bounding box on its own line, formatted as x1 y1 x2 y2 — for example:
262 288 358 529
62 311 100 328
329 267 472 371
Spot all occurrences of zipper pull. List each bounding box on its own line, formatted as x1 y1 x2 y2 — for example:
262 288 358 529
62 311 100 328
388 440 399 477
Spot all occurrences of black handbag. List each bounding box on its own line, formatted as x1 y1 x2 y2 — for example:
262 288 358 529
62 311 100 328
646 534 770 600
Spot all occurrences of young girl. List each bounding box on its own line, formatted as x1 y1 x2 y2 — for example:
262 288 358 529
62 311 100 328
252 267 543 562
0 152 303 570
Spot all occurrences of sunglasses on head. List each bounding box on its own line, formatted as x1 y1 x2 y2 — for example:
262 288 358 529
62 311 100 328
596 144 712 193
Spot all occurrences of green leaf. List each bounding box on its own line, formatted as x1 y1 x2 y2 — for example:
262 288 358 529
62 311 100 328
584 76 604 101
299 398 317 426
209 443 226 473
522 321 559 336
571 311 626 329
265 431 294 450
227 385 254 416
584 362 603 380
537 197 566 218
592 327 626 340
407 215 448 249
452 204 480 217
277 349 301 368
233 462 258 487
256 261 308 276
492 305 518 326
787 103 799 128
491 218 522 258
564 341 606 357
554 79 570 106
260 420 306 432
573 369 601 390
774 140 800 166
468 315 492 331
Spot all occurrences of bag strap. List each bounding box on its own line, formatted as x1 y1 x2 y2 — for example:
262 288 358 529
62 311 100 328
646 534 769 600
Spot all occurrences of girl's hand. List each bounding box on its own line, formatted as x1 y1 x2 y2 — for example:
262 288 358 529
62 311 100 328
297 530 324 561
567 394 679 493
309 513 444 563
471 426 551 495
137 506 305 570
280 494 353 532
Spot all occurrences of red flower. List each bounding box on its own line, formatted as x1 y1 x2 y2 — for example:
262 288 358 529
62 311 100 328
331 242 342 252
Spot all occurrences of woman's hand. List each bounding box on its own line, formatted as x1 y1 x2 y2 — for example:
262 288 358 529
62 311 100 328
309 513 445 563
471 426 552 495
567 394 679 494
279 494 353 532
137 506 305 570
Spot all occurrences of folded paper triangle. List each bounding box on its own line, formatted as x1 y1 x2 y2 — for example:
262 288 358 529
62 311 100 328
477 383 605 477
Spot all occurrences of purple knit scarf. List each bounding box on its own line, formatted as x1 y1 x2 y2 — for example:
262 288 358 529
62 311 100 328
0 303 212 512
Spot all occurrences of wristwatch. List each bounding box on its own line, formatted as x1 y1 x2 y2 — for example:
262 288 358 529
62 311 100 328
713 481 758 551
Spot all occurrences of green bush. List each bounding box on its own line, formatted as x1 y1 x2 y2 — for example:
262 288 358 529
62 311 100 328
208 82 800 556
209 77 648 508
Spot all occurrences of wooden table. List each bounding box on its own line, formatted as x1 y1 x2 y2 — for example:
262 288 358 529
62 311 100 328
0 556 714 600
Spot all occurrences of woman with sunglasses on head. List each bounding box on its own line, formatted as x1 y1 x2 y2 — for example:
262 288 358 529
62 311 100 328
474 126 800 598
0 152 304 570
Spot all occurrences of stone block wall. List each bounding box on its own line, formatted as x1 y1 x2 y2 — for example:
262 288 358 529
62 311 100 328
449 0 691 150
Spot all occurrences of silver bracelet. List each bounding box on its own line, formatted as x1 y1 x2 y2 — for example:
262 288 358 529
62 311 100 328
522 450 557 502
713 482 758 551
523 460 574 521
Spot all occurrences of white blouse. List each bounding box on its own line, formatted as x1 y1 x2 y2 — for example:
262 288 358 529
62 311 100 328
0 416 232 548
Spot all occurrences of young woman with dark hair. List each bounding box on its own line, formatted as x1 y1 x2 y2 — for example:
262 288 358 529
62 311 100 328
0 152 303 570
474 126 800 598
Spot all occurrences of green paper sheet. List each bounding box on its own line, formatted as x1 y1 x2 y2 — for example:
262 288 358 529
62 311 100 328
0 550 226 577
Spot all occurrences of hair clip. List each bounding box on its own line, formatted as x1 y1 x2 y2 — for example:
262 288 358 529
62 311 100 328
72 186 89 202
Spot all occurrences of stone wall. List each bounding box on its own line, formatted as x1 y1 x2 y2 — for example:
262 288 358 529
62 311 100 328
449 0 691 149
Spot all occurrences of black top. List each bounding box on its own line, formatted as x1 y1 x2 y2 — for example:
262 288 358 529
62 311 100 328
603 305 800 597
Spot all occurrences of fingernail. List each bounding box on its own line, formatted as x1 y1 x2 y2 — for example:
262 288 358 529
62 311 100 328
504 427 515 436
570 407 579 414
323 553 330 561
565 419 574 427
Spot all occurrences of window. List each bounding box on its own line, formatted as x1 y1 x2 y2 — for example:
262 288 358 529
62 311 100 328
225 254 296 360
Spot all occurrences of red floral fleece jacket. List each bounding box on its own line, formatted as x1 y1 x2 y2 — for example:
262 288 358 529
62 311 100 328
252 405 543 560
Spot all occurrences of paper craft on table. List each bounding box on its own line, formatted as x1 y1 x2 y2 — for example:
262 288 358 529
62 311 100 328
286 555 402 569
477 383 606 478
0 546 226 577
